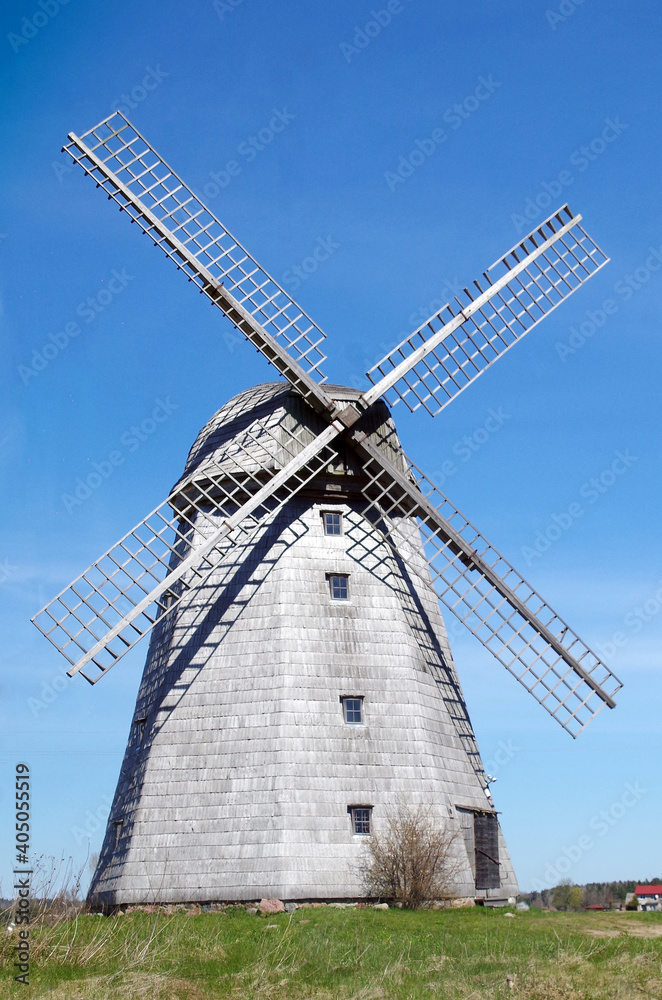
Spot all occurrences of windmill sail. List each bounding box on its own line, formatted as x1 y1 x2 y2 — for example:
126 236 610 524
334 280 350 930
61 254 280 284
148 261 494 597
32 415 338 683
364 206 608 416
63 113 334 411
352 435 622 737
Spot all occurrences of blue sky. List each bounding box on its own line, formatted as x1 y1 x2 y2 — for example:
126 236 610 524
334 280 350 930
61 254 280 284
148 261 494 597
1 0 660 896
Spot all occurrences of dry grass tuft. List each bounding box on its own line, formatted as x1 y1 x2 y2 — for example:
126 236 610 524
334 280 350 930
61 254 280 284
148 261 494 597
45 971 207 1000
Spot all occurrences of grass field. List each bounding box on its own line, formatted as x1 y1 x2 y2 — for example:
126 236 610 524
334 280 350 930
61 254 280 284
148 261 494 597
2 905 661 999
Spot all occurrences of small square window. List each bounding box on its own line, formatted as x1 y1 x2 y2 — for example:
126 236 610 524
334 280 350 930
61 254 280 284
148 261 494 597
323 511 342 535
342 697 363 724
349 806 372 836
329 574 349 600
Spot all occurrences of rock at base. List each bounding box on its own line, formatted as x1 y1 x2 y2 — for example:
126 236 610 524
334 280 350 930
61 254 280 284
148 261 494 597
259 898 285 914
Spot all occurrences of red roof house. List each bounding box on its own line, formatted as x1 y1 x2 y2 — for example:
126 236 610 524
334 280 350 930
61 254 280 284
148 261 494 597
635 885 662 912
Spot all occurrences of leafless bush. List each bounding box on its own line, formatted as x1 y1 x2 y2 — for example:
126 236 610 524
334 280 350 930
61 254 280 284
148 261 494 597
359 801 464 908
32 853 86 922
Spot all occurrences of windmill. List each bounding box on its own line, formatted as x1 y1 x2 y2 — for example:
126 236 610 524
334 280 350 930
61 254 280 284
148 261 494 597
33 112 622 908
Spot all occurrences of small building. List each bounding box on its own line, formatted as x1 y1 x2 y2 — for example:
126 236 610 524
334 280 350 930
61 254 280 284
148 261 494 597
635 885 662 912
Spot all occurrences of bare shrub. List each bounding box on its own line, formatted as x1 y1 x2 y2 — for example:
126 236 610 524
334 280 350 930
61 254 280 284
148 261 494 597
32 853 86 923
359 801 463 908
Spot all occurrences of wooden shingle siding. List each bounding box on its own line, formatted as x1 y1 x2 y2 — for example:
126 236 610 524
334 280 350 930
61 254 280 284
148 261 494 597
88 384 518 906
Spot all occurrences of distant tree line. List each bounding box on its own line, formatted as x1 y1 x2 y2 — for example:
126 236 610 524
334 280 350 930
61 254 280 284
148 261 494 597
522 877 662 910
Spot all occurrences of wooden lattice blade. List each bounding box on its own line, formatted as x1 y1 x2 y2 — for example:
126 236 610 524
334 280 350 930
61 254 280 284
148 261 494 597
32 417 340 683
63 113 336 417
351 433 622 738
363 206 609 416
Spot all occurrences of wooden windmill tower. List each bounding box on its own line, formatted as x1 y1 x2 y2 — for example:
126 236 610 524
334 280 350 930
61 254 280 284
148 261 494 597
34 113 623 908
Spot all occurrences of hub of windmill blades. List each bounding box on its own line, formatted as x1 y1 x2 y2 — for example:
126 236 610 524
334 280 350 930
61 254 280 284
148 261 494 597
33 111 624 743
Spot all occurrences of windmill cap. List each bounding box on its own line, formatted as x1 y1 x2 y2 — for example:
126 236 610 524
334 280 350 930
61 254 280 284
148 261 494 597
173 381 405 492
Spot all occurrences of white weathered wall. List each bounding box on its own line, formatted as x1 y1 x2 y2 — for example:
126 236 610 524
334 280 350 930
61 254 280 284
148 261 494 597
89 385 518 905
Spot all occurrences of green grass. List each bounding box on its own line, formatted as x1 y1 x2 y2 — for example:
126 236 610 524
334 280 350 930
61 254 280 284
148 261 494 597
2 906 661 999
